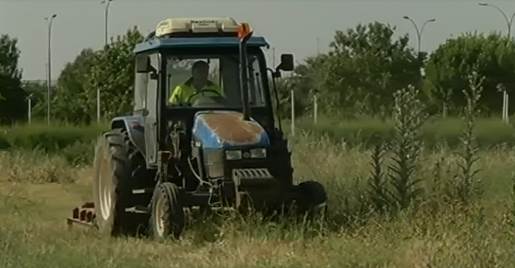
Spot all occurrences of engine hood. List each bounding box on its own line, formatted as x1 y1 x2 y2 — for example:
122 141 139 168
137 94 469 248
192 111 270 149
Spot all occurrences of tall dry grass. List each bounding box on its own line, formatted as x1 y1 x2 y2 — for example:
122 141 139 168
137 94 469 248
0 150 76 184
0 123 514 266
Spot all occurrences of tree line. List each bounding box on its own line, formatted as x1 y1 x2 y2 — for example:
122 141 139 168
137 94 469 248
285 22 515 119
1 21 515 124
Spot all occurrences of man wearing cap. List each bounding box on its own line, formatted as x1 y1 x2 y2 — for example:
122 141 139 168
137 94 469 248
169 61 222 105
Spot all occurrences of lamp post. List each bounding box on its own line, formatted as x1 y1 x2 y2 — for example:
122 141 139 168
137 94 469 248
101 0 113 46
45 14 57 125
26 94 33 125
478 2 515 39
402 16 436 56
291 89 295 137
99 0 113 123
497 83 510 124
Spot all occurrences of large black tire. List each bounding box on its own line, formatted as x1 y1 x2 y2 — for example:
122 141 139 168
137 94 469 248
149 182 185 240
297 181 328 219
92 128 151 236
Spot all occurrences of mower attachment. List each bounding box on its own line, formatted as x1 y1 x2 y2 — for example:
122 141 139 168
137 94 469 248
67 202 96 228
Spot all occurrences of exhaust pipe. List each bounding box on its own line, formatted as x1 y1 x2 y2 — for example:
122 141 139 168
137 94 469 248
238 23 253 121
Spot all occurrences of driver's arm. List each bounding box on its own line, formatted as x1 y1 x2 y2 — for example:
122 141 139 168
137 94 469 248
169 85 185 105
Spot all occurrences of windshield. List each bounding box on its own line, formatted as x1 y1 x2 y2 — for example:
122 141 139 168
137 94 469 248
166 53 267 108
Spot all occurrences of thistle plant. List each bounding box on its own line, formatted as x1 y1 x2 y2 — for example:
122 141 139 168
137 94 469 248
455 71 483 204
388 85 426 210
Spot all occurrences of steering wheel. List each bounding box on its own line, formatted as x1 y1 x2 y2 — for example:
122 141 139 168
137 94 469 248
186 89 223 104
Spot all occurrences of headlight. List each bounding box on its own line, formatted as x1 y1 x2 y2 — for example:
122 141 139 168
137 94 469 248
225 150 242 160
250 148 267 159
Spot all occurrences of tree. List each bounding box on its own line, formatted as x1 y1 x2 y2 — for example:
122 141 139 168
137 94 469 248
85 27 144 120
0 34 25 124
52 49 96 122
52 27 144 123
292 22 422 117
425 33 515 115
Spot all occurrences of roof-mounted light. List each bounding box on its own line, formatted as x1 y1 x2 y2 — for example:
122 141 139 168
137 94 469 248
155 17 241 37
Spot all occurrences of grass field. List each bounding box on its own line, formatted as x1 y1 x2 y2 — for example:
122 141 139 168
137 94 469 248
1 124 514 267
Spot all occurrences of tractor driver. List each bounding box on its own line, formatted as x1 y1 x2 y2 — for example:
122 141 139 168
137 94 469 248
168 60 223 105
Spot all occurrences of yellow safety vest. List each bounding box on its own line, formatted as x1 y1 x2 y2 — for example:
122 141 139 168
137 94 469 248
169 79 222 105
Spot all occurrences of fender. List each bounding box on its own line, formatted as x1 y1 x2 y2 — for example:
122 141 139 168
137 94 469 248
111 115 146 156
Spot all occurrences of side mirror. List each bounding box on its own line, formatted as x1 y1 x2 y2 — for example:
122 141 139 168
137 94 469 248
276 54 294 72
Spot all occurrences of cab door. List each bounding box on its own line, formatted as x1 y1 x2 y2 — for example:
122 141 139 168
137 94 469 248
144 54 161 168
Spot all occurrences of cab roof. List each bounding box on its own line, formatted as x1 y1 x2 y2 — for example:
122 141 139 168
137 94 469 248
134 36 269 54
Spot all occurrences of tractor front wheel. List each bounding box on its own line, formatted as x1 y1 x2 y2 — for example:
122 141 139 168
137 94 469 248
149 182 185 240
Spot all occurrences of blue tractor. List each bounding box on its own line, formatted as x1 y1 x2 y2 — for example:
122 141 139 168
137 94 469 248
70 17 327 239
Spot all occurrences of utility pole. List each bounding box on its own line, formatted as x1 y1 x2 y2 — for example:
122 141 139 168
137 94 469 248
27 94 33 125
97 88 101 123
291 89 295 137
498 84 510 123
505 90 510 123
313 92 318 124
45 14 57 126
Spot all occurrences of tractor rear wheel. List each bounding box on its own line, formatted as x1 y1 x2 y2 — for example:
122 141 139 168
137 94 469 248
93 128 150 236
297 181 328 219
149 182 185 240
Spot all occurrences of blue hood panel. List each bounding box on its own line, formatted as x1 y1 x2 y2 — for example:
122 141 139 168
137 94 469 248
192 111 270 149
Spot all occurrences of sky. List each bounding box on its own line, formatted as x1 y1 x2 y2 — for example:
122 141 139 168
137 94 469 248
1 0 515 80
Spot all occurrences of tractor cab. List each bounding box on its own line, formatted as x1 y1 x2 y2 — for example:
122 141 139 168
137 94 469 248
131 17 293 179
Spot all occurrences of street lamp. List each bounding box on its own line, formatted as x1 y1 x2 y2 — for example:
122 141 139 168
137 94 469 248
98 0 113 123
402 16 436 55
44 14 57 126
478 2 515 39
101 0 113 46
